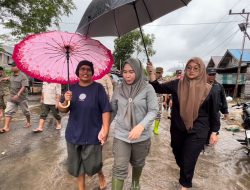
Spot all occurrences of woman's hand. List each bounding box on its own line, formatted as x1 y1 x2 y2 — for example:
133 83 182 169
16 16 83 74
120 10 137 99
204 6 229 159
146 63 154 74
209 132 219 145
128 124 144 140
146 63 156 81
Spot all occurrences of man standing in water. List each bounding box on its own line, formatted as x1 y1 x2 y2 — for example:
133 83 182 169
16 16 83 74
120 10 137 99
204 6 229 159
59 60 111 190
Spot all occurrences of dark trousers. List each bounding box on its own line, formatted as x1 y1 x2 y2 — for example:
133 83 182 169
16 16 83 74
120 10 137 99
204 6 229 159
170 129 207 188
40 104 61 121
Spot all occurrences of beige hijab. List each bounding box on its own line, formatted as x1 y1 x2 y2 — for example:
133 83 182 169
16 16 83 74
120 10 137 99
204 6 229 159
177 57 211 130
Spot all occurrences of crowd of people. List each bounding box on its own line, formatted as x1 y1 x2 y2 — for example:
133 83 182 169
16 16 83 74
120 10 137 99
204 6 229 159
0 57 228 190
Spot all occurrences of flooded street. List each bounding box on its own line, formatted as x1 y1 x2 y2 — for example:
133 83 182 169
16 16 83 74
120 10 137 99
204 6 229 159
0 100 249 190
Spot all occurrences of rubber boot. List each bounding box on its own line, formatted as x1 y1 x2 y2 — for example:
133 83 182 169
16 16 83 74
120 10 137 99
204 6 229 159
112 178 124 190
131 167 143 190
153 119 160 135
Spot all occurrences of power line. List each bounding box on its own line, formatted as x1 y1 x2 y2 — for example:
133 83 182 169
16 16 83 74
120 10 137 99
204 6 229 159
197 18 241 52
59 20 243 26
192 0 247 55
202 28 240 57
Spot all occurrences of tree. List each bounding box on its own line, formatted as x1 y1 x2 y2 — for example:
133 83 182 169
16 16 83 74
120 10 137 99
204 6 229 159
113 29 156 69
0 0 75 39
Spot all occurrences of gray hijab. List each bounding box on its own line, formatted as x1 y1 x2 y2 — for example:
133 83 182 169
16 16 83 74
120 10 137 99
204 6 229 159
119 58 147 129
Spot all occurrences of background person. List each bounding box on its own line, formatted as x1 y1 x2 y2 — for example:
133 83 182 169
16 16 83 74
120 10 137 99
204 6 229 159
175 69 183 79
206 67 228 145
33 82 62 133
58 60 111 190
153 67 167 135
206 67 229 120
0 62 31 133
147 57 220 190
110 58 158 190
0 66 10 121
96 73 113 100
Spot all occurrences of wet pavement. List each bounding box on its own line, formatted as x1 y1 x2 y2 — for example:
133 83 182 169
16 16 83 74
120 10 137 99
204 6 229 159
0 98 249 190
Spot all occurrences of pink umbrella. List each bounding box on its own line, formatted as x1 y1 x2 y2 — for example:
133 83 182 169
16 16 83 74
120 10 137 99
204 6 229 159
13 31 114 86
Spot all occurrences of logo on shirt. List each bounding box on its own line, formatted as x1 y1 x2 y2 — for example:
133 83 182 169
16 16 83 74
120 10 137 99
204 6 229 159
79 93 86 101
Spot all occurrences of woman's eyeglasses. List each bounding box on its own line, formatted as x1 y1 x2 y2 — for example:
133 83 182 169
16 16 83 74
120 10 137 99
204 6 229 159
79 67 92 72
186 66 200 72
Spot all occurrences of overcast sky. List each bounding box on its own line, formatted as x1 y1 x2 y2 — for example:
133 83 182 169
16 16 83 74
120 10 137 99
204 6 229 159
3 0 250 73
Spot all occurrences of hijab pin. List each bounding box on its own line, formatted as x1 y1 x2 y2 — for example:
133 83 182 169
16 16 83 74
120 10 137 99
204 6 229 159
128 98 133 103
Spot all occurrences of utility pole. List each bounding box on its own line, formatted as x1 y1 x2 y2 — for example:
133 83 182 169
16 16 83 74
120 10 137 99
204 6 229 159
229 9 250 98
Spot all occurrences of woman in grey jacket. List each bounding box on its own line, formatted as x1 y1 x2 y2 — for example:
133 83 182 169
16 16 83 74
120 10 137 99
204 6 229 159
111 58 158 190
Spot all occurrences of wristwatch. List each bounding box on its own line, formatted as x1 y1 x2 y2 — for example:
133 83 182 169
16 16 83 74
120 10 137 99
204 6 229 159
212 131 219 135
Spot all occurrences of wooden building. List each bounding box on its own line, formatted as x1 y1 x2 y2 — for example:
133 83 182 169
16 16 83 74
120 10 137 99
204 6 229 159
207 49 250 98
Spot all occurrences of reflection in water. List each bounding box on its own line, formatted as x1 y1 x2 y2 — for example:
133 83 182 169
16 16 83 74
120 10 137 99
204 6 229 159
0 108 249 190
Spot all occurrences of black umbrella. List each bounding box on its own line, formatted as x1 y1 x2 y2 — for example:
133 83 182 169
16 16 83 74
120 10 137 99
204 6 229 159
76 0 192 62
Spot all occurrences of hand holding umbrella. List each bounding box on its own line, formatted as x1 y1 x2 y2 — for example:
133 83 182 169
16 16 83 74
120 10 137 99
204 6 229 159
61 91 72 109
146 62 156 81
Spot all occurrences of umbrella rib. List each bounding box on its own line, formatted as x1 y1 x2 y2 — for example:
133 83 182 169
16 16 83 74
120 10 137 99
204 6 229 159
72 45 101 53
113 9 121 37
132 2 150 62
73 37 91 47
71 49 100 63
141 0 153 22
50 37 67 50
72 49 104 55
59 33 68 48
68 33 75 48
44 53 66 60
44 41 66 55
179 0 188 6
44 46 64 54
53 54 67 64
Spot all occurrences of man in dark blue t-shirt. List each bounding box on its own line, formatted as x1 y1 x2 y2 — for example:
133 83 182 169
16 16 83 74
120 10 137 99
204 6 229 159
59 60 111 190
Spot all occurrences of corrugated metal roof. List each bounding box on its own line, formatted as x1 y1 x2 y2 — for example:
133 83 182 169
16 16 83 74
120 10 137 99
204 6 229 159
228 49 250 62
0 44 14 55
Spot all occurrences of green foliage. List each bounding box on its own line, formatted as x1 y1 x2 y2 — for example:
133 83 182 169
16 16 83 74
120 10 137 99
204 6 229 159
4 68 12 76
113 29 156 69
0 0 75 39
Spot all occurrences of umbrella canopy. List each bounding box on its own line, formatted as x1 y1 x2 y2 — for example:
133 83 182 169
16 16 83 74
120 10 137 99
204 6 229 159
13 31 114 85
76 0 191 61
76 0 191 37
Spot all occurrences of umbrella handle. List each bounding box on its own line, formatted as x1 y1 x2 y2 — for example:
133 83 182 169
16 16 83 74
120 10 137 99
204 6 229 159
58 101 71 109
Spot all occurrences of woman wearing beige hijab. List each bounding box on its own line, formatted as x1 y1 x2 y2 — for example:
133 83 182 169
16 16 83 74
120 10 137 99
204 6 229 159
147 57 220 190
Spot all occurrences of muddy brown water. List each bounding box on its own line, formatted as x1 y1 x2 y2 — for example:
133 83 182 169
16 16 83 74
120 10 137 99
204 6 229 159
0 105 249 190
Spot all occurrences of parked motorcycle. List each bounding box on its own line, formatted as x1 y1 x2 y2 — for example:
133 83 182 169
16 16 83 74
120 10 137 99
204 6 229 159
236 102 250 155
